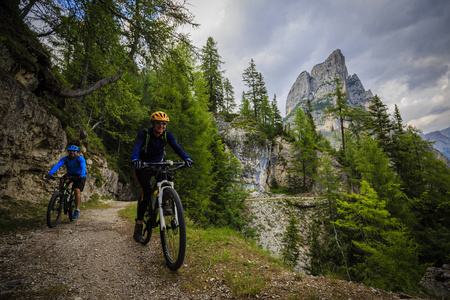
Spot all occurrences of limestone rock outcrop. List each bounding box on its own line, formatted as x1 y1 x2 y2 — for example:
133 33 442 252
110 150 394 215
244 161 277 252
0 63 132 204
216 115 295 192
285 49 373 148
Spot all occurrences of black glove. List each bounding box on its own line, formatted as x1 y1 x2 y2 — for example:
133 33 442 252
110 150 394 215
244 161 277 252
185 158 193 168
45 174 53 180
132 159 142 170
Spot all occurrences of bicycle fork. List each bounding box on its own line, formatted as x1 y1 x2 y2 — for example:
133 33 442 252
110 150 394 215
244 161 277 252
156 181 178 231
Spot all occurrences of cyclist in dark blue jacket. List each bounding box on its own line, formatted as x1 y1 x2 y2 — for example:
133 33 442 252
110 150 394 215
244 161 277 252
45 145 87 219
131 111 193 242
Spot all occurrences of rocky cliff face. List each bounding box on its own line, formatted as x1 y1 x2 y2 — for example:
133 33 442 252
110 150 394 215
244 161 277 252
215 115 296 192
285 49 373 147
0 45 133 204
423 127 450 165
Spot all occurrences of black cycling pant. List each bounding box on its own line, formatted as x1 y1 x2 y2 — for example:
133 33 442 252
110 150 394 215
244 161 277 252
134 168 156 221
59 175 86 191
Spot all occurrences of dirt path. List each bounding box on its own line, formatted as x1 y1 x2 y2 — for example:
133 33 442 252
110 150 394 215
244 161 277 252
0 201 212 300
1 201 425 300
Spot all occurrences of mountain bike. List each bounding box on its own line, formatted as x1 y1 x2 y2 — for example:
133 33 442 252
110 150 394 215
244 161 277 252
140 161 187 271
46 175 79 228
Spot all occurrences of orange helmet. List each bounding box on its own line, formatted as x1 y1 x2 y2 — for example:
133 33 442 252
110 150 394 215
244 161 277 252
150 111 170 122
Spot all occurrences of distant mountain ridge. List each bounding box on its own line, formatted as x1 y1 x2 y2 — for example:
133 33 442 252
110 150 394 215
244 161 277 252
284 49 373 148
284 49 449 161
422 127 450 160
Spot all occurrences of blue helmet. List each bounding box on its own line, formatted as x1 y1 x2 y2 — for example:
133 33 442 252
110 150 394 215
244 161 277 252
68 145 79 151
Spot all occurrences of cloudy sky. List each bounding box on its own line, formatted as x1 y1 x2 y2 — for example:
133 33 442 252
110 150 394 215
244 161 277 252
180 0 450 133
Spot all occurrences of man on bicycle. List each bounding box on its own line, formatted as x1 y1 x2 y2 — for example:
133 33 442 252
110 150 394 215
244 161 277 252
131 111 193 243
45 145 87 219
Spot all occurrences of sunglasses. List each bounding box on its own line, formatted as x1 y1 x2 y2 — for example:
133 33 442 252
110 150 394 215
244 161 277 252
154 121 167 126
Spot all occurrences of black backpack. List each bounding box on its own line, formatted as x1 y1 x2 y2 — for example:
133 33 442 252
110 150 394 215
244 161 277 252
65 154 82 166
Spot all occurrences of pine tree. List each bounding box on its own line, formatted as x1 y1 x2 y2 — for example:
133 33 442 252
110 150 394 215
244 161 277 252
334 181 424 293
365 95 392 150
291 108 318 192
281 215 301 267
239 92 252 118
206 135 249 230
242 59 266 120
222 77 236 116
150 45 214 221
201 37 224 113
271 94 283 135
324 78 351 153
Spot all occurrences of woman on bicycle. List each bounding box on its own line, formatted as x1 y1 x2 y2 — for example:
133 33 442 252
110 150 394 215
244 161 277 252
45 145 87 219
131 111 193 243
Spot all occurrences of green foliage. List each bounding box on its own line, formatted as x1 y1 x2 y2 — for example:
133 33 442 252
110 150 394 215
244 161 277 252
281 215 301 267
222 77 237 116
290 108 319 192
365 95 392 150
333 181 425 293
306 219 348 278
201 37 224 113
205 135 250 231
324 78 351 152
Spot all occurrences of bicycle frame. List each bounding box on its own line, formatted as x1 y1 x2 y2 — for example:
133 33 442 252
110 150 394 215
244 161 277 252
142 161 185 230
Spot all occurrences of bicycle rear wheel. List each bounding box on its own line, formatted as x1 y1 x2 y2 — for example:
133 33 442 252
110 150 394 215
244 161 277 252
68 194 76 221
47 191 63 228
160 187 186 270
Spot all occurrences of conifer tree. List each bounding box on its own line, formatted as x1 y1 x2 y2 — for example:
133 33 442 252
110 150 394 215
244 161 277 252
324 78 351 153
259 93 272 127
201 37 224 113
206 135 248 230
365 95 392 150
291 108 318 192
271 94 283 135
334 181 424 293
242 59 267 120
150 45 214 221
281 215 301 267
222 77 236 116
239 92 252 118
392 104 403 133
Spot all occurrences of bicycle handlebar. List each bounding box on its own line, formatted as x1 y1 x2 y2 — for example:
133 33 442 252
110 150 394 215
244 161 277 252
142 160 186 170
47 175 82 180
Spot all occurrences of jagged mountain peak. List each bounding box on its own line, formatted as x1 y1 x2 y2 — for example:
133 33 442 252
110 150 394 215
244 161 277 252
284 49 372 148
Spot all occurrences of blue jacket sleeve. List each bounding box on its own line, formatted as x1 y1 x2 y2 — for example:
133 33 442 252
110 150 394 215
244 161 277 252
48 157 66 175
79 157 87 178
166 132 189 160
131 129 146 161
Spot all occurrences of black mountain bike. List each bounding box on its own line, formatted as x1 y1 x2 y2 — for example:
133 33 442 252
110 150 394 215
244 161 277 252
46 175 78 228
140 161 187 271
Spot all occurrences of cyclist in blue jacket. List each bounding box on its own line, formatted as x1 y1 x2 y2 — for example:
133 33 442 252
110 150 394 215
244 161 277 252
131 111 193 242
45 145 87 219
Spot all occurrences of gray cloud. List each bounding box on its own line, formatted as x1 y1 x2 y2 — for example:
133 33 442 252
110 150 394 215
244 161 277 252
184 0 450 133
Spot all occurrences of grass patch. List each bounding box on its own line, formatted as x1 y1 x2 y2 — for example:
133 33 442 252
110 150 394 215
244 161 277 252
118 201 137 223
225 269 267 296
0 198 48 233
0 194 113 233
176 226 284 297
116 203 295 298
81 193 112 209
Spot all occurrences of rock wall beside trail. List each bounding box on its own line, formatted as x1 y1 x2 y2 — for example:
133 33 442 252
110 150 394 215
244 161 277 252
0 68 133 204
215 115 296 192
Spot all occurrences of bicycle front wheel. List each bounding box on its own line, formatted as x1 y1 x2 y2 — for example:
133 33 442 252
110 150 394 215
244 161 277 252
160 187 186 270
47 191 63 228
141 204 154 245
68 194 76 221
